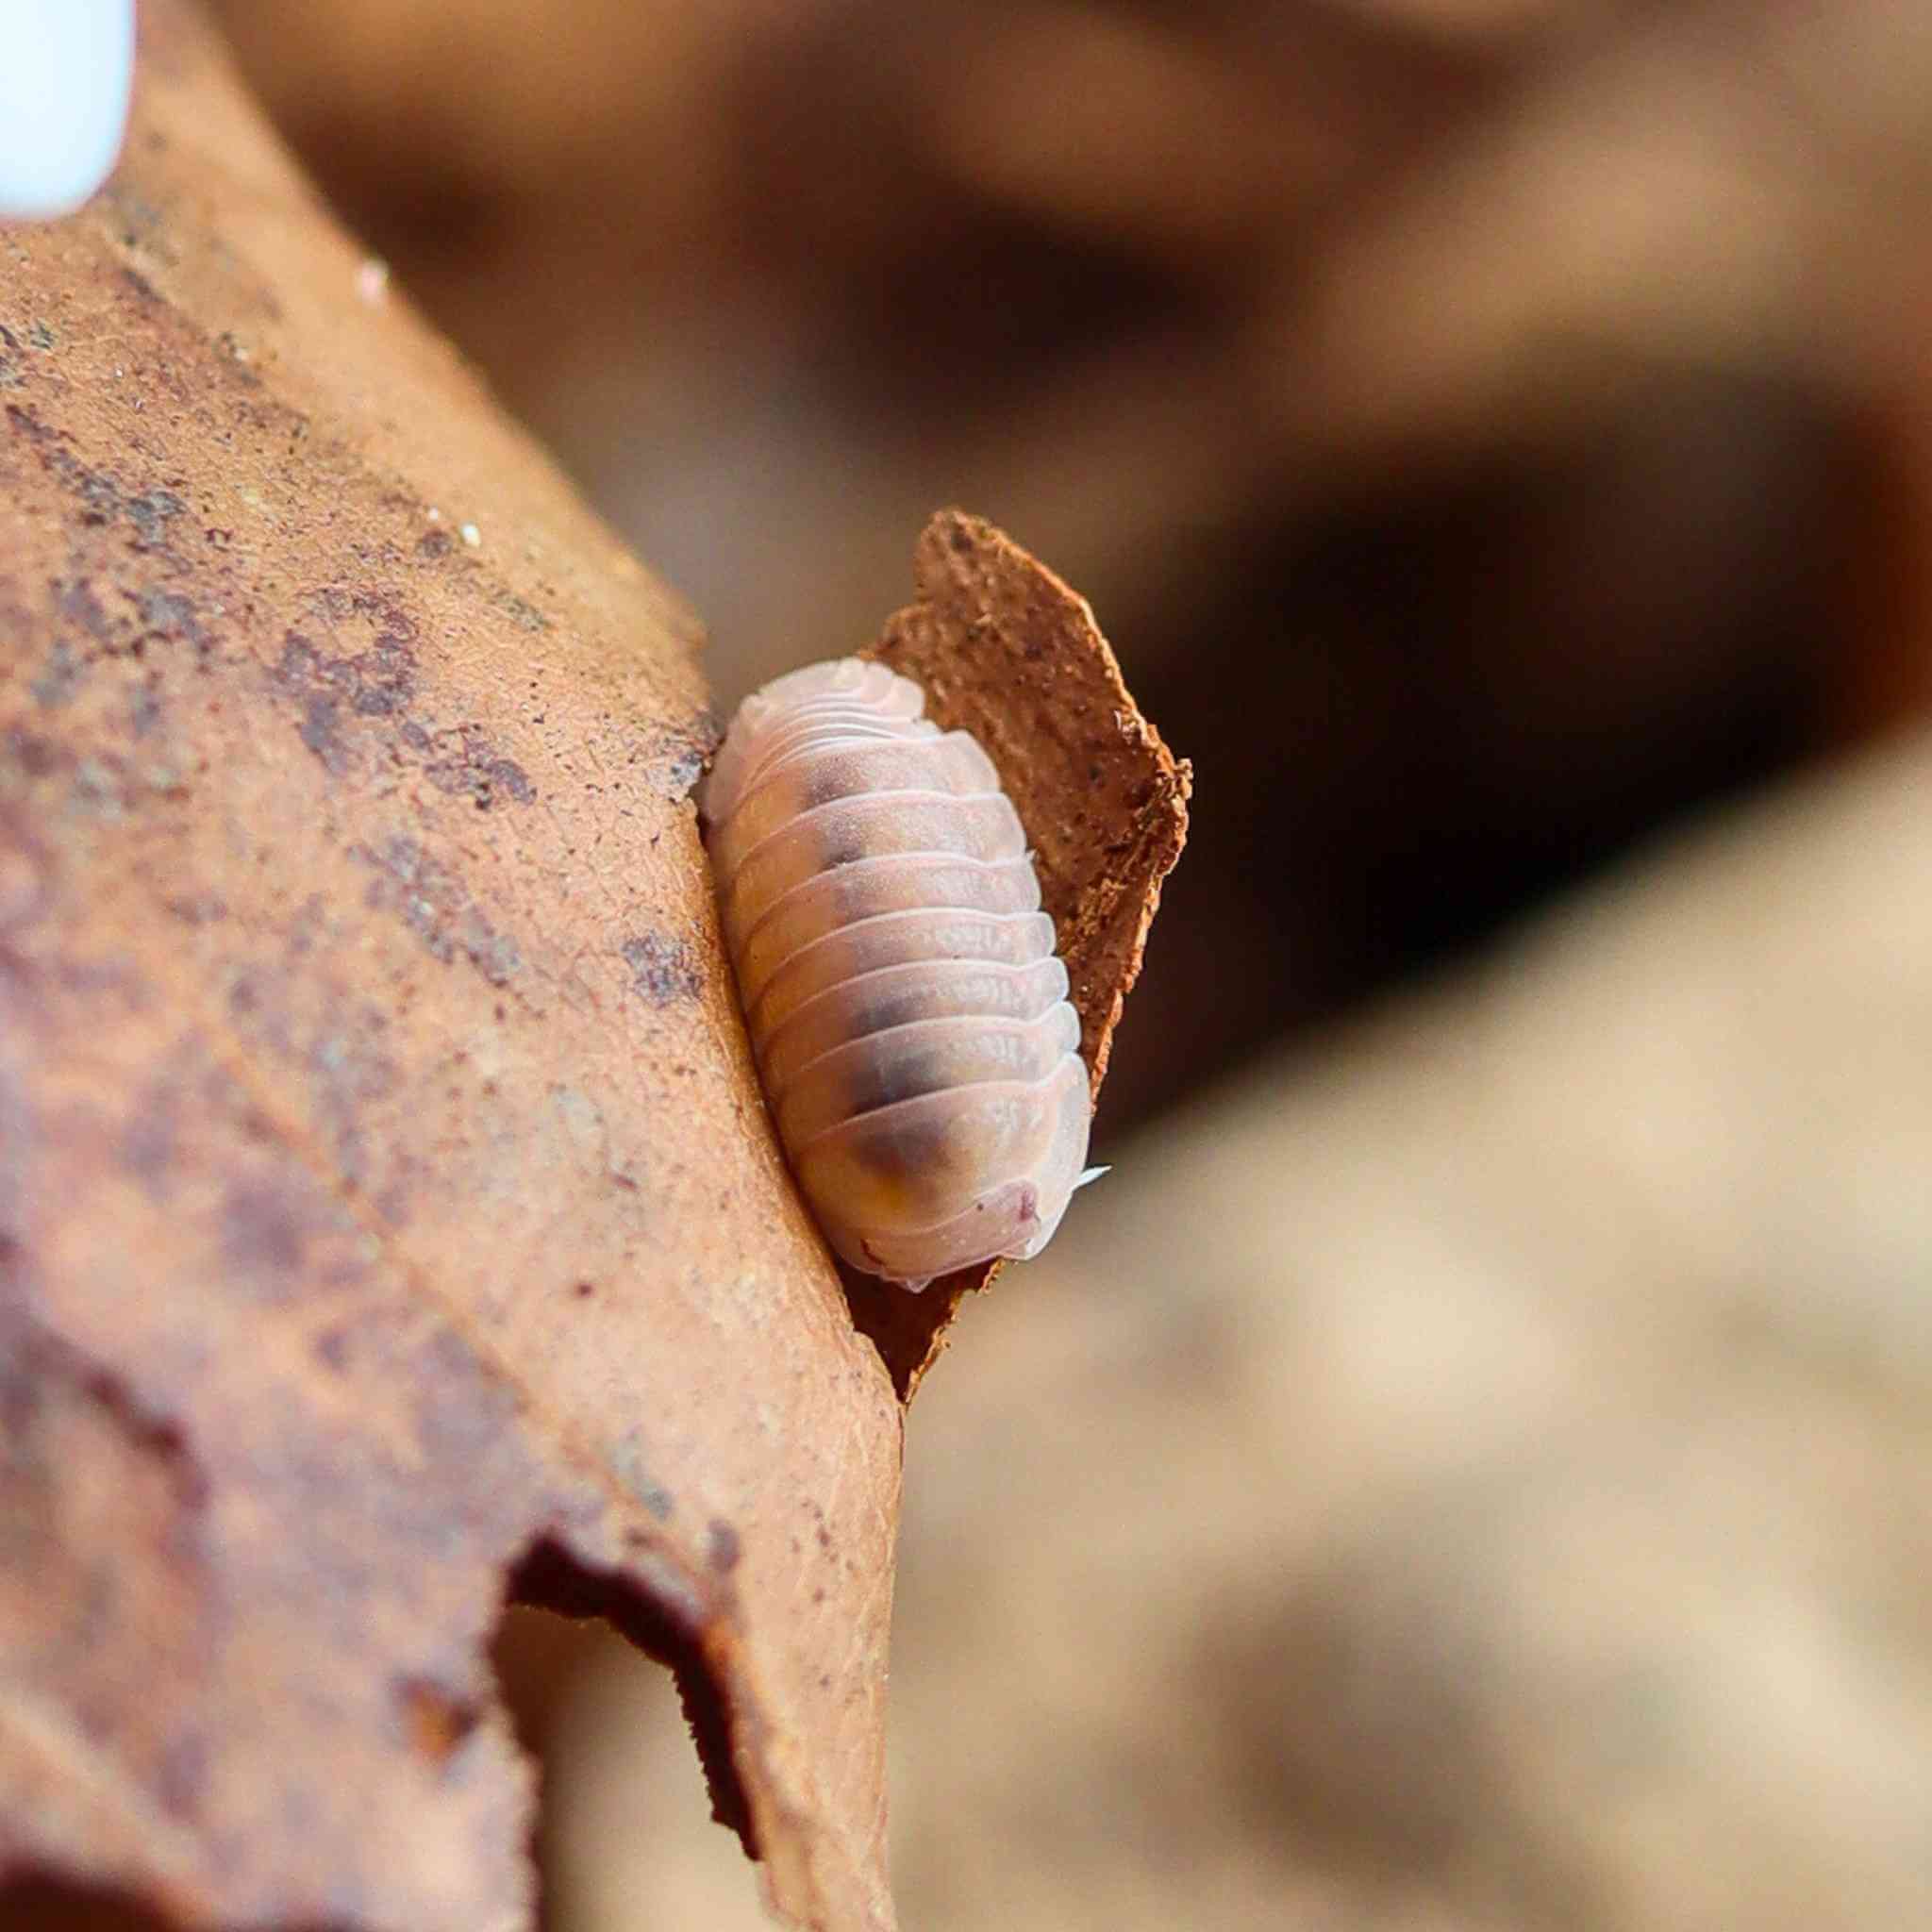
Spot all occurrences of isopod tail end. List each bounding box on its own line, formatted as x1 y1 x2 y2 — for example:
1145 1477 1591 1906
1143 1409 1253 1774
856 1231 937 1294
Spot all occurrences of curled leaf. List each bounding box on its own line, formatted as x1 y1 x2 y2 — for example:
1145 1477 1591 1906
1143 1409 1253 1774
844 510 1191 1398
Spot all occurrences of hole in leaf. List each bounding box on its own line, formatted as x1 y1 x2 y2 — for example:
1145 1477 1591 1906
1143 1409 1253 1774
489 1533 779 1927
491 1604 773 1929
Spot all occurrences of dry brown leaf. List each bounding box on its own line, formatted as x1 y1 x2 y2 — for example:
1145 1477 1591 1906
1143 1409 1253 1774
0 8 1187 1925
0 5 901 1928
843 512 1191 1398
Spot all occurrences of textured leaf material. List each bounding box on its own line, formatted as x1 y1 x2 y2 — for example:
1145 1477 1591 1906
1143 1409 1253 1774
844 512 1190 1397
0 5 898 1927
0 8 1184 1928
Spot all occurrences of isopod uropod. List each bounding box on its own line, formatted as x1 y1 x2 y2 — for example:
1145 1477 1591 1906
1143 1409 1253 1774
700 658 1091 1290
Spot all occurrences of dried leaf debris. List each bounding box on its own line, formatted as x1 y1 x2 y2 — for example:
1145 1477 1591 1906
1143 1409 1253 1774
844 511 1190 1398
0 4 901 1929
0 8 1183 1931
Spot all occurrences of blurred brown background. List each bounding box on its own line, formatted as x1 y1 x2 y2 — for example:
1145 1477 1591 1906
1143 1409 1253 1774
204 2 1932 1926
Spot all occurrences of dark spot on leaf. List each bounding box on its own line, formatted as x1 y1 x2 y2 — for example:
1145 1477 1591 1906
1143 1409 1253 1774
120 1091 177 1196
221 1176 306 1286
164 892 226 925
299 693 343 771
1 724 63 780
656 741 707 799
155 1726 209 1819
374 1172 414 1228
492 588 550 634
423 725 534 809
637 722 714 801
58 576 113 641
29 1339 211 1511
9 402 192 546
622 931 701 1005
276 625 417 741
30 638 85 708
125 490 186 546
352 836 522 987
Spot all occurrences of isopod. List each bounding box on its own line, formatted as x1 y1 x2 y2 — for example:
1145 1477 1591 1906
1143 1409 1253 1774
701 658 1091 1289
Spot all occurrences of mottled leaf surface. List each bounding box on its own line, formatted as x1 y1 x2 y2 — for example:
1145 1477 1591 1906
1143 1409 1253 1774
0 5 899 1928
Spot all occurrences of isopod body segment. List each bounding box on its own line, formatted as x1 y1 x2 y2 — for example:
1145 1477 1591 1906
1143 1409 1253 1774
700 658 1091 1289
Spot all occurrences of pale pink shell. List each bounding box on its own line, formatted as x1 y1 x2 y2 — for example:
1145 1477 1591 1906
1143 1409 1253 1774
701 658 1091 1289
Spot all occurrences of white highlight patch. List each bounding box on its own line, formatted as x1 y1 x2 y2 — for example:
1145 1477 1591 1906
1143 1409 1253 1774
0 1 136 220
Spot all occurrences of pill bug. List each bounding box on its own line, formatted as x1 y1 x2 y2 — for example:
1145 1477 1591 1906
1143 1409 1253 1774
701 657 1092 1290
